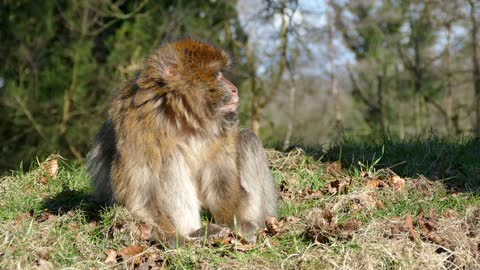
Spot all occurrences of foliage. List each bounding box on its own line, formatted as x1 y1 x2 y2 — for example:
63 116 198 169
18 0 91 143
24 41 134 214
0 0 247 170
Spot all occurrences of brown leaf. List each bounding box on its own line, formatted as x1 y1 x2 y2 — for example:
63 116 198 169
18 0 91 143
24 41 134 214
429 209 437 220
135 223 153 240
33 259 54 270
366 179 381 188
324 179 349 194
234 241 254 252
43 159 58 177
391 176 405 191
305 190 323 199
104 249 118 264
326 161 342 174
341 219 359 233
418 218 436 232
389 225 402 239
375 200 384 209
405 214 418 241
118 245 144 259
36 212 54 223
13 212 33 226
323 210 333 223
265 216 280 235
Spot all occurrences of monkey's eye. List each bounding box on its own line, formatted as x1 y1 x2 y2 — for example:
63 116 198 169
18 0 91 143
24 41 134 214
207 88 216 94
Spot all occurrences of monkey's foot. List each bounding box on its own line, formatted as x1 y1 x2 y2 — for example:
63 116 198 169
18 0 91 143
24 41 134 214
189 224 232 241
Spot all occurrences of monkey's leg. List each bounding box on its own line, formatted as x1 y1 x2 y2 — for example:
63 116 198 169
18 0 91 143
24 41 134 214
113 155 202 247
236 129 278 240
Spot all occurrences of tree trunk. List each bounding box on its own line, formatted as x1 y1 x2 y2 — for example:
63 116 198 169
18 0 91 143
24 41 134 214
328 0 342 134
468 0 480 136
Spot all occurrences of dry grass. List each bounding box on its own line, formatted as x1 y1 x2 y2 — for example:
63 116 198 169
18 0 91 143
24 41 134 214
1 147 479 269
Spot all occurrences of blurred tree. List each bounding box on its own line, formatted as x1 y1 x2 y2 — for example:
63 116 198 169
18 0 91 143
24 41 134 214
466 0 480 136
333 0 403 137
0 0 247 170
236 0 297 136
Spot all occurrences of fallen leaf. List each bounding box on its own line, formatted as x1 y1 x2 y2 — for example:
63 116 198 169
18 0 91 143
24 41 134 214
366 179 381 188
391 176 405 191
43 159 58 177
104 249 118 264
304 190 323 200
341 219 359 232
375 200 384 209
418 218 436 232
33 259 54 270
323 179 349 194
233 241 254 252
118 245 144 259
323 210 333 223
405 214 418 241
135 223 153 240
36 212 54 223
265 216 280 235
326 161 342 174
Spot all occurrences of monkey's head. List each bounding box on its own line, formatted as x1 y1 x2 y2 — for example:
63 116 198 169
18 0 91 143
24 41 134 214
141 39 239 128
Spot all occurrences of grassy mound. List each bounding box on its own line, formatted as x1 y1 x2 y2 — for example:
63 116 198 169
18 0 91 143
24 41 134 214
1 138 479 269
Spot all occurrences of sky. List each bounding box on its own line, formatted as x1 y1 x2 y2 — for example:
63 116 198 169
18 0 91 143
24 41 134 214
236 0 354 78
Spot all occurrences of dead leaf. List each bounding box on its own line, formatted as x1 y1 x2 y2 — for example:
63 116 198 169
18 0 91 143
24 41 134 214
429 208 437 220
118 245 144 259
13 212 33 226
43 159 58 177
326 161 342 174
375 200 384 209
391 176 405 191
135 223 153 240
366 179 381 188
104 249 118 264
405 214 418 241
323 210 333 223
38 158 59 184
36 212 54 223
324 179 349 194
265 216 280 235
304 190 323 200
33 259 54 270
233 241 254 252
341 219 359 232
418 218 436 232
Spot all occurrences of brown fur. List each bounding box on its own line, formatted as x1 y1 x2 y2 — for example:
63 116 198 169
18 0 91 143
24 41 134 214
86 39 276 246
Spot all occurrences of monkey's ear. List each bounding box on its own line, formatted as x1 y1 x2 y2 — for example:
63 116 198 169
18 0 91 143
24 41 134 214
207 61 225 73
163 67 175 77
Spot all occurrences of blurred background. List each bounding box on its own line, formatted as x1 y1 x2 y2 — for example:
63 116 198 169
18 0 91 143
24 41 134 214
0 0 479 170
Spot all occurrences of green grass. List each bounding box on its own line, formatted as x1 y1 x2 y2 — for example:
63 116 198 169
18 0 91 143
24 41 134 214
1 137 480 269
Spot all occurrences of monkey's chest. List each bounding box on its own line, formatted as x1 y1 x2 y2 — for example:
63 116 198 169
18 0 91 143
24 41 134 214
181 139 238 207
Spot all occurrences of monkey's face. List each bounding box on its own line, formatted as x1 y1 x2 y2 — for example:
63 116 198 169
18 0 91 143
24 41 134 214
189 71 238 128
143 39 239 127
207 72 239 114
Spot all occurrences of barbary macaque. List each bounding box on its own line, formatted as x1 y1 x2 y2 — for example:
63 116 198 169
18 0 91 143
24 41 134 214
86 39 277 246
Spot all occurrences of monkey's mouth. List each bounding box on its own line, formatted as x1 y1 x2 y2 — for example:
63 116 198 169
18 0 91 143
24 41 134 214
220 101 238 113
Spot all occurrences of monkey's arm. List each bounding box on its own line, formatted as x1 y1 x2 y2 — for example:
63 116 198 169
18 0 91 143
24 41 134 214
236 129 278 240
